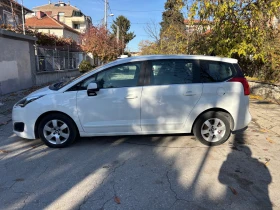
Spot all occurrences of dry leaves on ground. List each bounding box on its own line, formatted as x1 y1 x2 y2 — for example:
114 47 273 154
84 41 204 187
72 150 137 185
114 196 121 204
266 137 274 143
229 186 238 195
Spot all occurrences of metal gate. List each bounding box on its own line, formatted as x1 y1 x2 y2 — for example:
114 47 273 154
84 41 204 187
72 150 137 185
36 46 83 72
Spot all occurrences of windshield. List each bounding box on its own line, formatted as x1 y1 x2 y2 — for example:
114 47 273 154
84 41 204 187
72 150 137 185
48 60 121 91
48 68 97 91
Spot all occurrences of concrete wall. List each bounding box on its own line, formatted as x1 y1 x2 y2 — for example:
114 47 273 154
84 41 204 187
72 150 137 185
35 69 80 86
0 29 37 95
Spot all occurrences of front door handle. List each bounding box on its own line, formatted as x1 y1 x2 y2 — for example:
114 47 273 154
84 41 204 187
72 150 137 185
125 95 138 99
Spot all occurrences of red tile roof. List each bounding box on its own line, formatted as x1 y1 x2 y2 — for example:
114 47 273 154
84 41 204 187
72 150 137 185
26 14 80 34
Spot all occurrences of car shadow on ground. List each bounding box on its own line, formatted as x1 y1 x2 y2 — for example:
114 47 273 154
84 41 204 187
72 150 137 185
0 124 273 209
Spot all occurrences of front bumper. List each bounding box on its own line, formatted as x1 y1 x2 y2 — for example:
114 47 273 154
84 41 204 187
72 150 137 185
12 106 37 139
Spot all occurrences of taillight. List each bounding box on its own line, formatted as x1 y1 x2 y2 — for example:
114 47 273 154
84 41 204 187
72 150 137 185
228 77 250 95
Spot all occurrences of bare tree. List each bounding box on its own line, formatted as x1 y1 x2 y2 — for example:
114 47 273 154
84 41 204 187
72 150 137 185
144 19 160 43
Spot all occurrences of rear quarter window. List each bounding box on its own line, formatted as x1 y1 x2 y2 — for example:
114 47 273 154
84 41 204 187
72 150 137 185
200 60 237 82
233 63 245 77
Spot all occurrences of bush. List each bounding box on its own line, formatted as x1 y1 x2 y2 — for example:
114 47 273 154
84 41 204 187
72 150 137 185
79 60 93 73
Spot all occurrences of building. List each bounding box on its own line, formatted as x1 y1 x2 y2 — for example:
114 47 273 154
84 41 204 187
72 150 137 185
26 11 80 42
0 0 32 28
31 1 92 33
184 19 211 34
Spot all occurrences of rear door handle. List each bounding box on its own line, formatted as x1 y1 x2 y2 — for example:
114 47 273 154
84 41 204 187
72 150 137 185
184 91 196 96
125 95 138 99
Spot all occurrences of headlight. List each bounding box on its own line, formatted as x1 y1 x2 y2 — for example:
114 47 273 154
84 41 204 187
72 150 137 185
15 95 45 108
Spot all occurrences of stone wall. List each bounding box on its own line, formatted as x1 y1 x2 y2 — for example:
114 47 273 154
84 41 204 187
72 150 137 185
249 81 280 102
0 29 37 95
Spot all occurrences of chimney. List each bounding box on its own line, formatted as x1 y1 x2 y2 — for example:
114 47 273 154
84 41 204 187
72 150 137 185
36 11 45 19
48 0 51 4
53 14 59 20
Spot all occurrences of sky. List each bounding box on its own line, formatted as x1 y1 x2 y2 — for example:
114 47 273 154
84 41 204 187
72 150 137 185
23 0 179 52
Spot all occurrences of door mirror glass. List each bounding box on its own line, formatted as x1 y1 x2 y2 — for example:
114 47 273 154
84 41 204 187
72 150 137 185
87 82 99 96
87 82 99 91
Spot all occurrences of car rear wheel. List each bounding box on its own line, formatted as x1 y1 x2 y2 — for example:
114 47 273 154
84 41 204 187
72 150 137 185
38 113 77 148
193 111 231 146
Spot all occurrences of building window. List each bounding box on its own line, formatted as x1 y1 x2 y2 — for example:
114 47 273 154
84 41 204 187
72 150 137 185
3 10 18 27
73 24 80 29
73 11 82 17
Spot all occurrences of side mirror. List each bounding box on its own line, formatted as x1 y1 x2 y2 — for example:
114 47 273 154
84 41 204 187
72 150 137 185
87 83 99 96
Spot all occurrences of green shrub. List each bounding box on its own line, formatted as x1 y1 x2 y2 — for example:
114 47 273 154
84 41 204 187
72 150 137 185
79 60 93 73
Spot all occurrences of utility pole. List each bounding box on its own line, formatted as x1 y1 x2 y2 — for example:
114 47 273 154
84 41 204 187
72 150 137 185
116 25 119 43
104 0 107 29
21 0 25 35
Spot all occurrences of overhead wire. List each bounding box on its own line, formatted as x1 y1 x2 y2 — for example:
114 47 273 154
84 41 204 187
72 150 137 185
110 9 162 12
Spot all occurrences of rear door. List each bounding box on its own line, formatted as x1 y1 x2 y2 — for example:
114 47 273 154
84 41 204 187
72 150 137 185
199 60 250 130
140 59 203 133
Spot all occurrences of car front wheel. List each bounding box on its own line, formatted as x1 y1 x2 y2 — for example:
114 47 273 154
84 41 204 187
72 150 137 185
193 111 231 146
38 113 77 148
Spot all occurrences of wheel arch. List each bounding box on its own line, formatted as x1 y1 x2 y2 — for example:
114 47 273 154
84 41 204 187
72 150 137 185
34 111 80 139
191 108 234 133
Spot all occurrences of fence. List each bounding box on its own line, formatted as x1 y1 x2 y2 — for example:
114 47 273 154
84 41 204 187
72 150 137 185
36 46 84 72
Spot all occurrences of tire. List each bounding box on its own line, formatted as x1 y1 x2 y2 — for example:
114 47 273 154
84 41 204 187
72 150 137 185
193 111 231 146
38 113 77 148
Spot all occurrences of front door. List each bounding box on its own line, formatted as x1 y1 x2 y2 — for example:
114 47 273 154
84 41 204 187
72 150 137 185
140 59 203 133
76 62 144 134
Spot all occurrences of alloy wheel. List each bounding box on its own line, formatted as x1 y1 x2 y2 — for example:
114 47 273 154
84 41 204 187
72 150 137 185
200 118 226 142
43 119 70 144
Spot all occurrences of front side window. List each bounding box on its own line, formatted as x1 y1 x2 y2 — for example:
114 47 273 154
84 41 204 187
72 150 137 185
200 60 236 82
149 59 194 85
78 62 142 90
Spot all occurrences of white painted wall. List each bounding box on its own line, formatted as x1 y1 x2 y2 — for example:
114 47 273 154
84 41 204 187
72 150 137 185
63 30 80 42
37 28 64 37
35 28 80 42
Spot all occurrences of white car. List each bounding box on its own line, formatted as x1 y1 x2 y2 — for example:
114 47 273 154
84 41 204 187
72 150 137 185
12 55 251 148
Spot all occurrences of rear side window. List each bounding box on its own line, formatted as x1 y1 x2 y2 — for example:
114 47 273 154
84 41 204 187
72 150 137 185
149 59 196 85
200 60 237 82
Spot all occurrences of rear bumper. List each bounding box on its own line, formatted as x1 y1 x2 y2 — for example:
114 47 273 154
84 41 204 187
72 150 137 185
232 126 248 134
232 97 252 131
